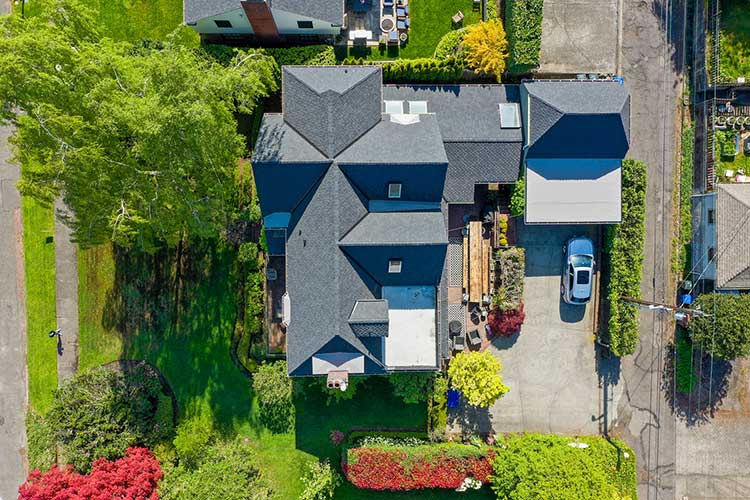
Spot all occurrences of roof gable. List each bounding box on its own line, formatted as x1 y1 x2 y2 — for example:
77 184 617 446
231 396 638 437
717 184 750 289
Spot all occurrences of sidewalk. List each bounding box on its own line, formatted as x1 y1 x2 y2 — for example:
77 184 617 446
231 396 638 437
54 199 78 383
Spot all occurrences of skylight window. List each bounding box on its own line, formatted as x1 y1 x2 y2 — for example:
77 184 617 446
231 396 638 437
388 259 402 273
408 101 428 114
388 183 402 199
214 20 232 28
499 103 521 128
384 100 404 114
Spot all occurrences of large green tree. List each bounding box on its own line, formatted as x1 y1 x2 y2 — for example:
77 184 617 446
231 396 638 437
690 293 750 360
0 0 277 250
448 351 509 407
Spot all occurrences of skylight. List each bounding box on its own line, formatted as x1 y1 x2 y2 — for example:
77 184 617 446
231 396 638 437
499 103 521 128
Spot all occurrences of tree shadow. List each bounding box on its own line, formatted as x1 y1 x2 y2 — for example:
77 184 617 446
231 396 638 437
447 396 494 437
490 332 519 350
664 344 733 426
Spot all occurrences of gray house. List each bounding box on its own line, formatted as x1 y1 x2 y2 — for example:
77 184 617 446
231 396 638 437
251 66 630 379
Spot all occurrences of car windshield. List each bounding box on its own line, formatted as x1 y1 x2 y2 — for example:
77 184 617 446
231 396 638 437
570 254 593 268
576 270 590 285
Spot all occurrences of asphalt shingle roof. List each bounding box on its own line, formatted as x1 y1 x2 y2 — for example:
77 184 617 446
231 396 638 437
349 300 389 323
340 211 447 246
184 0 238 24
184 0 343 25
443 142 522 201
716 184 750 289
251 114 329 164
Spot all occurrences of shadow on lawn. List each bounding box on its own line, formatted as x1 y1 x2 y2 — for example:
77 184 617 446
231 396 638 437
99 239 254 430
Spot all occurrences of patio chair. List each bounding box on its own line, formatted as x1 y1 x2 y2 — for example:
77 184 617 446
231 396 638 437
383 0 394 7
387 30 399 44
468 329 482 346
473 0 480 10
397 6 406 17
397 19 406 30
452 10 464 25
452 333 467 351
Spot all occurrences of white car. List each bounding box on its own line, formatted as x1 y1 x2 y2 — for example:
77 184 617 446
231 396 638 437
561 237 595 305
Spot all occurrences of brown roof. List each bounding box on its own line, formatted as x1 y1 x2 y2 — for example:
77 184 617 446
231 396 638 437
717 184 750 289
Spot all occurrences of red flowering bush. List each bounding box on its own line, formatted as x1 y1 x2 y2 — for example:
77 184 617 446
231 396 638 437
344 443 493 490
19 447 162 500
487 304 525 337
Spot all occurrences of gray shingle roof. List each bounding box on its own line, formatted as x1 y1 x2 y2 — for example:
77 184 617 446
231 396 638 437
184 0 344 25
283 66 382 158
524 81 630 159
251 114 329 164
716 184 750 290
340 211 447 246
336 114 448 165
443 142 522 202
349 300 389 324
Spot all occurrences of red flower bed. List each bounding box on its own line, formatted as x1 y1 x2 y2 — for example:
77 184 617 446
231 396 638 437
344 444 493 491
19 448 162 500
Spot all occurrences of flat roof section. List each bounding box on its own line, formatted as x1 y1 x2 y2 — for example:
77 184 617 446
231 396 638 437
382 286 437 368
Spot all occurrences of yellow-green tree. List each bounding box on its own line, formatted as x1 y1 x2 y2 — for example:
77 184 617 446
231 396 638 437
463 19 509 82
448 351 509 407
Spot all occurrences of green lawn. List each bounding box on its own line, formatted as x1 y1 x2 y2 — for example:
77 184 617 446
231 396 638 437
719 0 750 80
20 0 184 41
21 198 57 414
340 0 481 60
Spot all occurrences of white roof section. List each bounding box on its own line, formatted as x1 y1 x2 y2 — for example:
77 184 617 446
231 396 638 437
382 286 437 368
312 353 365 375
525 159 622 224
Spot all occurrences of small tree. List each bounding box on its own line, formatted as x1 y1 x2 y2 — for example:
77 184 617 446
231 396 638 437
390 372 433 404
448 351 509 407
487 304 525 337
300 460 342 500
252 361 295 433
690 293 750 360
510 175 525 217
463 19 509 82
173 414 216 468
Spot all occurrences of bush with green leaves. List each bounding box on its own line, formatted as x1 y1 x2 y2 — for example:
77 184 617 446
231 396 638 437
428 374 449 441
159 439 272 500
340 57 465 83
26 409 56 471
265 45 336 66
675 329 697 393
716 129 738 157
238 242 259 268
510 175 525 216
674 124 694 276
173 414 216 468
606 159 647 356
434 28 468 59
47 363 167 472
690 293 750 360
493 247 525 311
389 372 433 404
252 361 295 433
448 351 509 407
505 0 544 73
490 434 637 500
300 459 342 500
296 375 367 405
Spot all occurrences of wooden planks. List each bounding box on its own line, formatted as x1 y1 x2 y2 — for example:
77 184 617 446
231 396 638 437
469 221 482 303
463 233 469 291
482 238 491 298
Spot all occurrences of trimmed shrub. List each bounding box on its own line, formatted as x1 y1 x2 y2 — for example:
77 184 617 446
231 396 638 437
19 448 162 500
448 351 509 407
25 409 56 472
428 374 449 441
505 0 544 74
265 45 336 66
345 442 493 490
510 175 525 216
434 28 468 59
676 329 697 393
716 129 738 157
490 434 637 500
487 304 525 337
252 361 295 433
485 0 499 19
389 372 433 404
47 364 167 472
300 459 342 500
493 247 525 311
606 159 647 357
340 57 465 83
173 414 216 468
674 124 694 275
463 19 509 82
689 293 750 360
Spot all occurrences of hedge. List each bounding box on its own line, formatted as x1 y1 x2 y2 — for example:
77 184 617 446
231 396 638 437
674 123 694 276
264 45 336 66
606 159 647 356
505 0 544 74
345 442 493 490
340 57 464 83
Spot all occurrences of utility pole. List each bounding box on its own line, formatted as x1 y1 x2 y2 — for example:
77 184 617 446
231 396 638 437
619 295 711 319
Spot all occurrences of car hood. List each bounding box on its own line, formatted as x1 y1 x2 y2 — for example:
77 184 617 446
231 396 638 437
568 237 594 257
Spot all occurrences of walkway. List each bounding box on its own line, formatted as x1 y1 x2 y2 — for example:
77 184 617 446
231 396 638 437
54 199 78 382
0 125 28 499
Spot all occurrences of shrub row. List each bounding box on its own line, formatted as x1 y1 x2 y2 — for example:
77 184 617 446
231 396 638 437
505 0 544 73
344 442 493 490
675 328 697 394
427 374 448 441
201 44 335 67
340 57 464 83
674 123 694 276
606 159 647 356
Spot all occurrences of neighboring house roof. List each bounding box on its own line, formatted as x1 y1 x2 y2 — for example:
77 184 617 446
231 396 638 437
716 184 750 289
383 85 524 201
524 81 630 159
184 0 343 25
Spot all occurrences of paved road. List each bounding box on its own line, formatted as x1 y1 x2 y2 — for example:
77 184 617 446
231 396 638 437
0 125 28 499
606 0 684 498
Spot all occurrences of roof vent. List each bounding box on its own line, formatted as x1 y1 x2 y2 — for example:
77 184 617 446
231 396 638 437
282 292 290 327
498 103 520 128
390 113 420 125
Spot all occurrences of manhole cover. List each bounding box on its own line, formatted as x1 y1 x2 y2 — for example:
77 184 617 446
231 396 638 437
381 16 394 31
266 268 278 281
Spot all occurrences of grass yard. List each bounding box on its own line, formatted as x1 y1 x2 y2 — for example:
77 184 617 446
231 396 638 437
20 0 184 41
719 0 750 81
339 0 481 60
21 198 57 414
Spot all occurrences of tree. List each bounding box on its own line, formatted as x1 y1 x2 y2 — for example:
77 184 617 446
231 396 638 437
0 0 278 250
448 351 509 407
389 372 433 404
19 447 162 500
172 414 216 468
690 293 750 360
487 304 525 337
47 364 166 472
463 19 509 82
510 175 525 217
252 361 295 433
159 439 272 500
300 460 342 500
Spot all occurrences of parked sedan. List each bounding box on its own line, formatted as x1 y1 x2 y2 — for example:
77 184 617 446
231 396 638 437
561 237 595 305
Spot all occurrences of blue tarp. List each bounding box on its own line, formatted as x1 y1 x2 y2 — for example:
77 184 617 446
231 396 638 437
447 389 460 408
